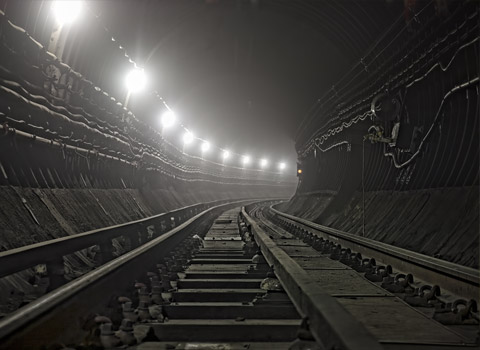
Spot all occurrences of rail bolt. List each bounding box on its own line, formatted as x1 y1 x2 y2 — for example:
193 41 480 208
252 250 266 264
117 319 137 345
151 286 163 304
122 301 138 322
100 323 121 349
260 271 284 292
138 301 150 321
148 304 165 322
138 287 151 304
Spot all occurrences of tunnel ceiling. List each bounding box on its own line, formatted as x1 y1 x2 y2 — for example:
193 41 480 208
85 0 403 161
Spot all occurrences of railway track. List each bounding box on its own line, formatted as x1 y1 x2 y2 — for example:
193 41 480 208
0 201 478 349
0 202 306 350
246 202 479 349
266 205 480 301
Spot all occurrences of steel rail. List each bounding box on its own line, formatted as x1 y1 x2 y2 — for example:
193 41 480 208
0 198 288 280
0 199 224 279
0 199 259 349
270 205 479 301
241 206 384 350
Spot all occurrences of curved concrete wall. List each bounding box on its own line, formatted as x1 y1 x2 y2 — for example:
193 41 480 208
286 2 479 268
0 10 296 314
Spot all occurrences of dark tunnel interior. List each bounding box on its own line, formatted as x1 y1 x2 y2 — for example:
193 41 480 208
0 1 478 349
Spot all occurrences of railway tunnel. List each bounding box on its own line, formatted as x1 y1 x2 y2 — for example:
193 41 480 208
0 0 478 349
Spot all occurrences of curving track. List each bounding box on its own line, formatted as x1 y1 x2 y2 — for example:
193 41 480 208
246 202 479 349
0 201 304 350
0 201 478 350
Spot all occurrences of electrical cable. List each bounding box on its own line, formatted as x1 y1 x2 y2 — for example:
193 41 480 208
298 12 478 159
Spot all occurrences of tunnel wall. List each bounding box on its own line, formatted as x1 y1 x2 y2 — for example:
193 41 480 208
0 183 295 315
285 1 479 267
0 7 296 313
0 7 296 251
0 184 293 252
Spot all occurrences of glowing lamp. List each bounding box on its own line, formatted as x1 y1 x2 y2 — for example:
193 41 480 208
161 110 176 128
183 131 194 145
125 68 146 93
52 1 83 25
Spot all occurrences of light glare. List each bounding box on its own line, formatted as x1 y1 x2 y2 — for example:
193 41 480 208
242 155 251 165
279 162 286 170
222 150 230 159
260 159 268 168
161 110 176 128
52 1 83 25
201 141 210 152
183 131 194 145
125 68 147 93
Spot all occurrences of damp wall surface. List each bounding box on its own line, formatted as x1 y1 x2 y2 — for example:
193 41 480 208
286 2 479 268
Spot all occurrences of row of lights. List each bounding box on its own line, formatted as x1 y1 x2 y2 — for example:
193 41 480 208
161 110 286 170
51 1 288 172
127 62 287 170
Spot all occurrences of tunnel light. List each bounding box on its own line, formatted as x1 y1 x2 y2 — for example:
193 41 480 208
183 131 194 145
125 68 146 93
242 155 251 166
222 150 230 160
201 141 210 153
161 110 176 128
278 162 286 170
52 1 83 25
260 159 268 168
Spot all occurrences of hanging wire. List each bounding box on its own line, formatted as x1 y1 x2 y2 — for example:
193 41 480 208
295 1 435 144
298 7 478 160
